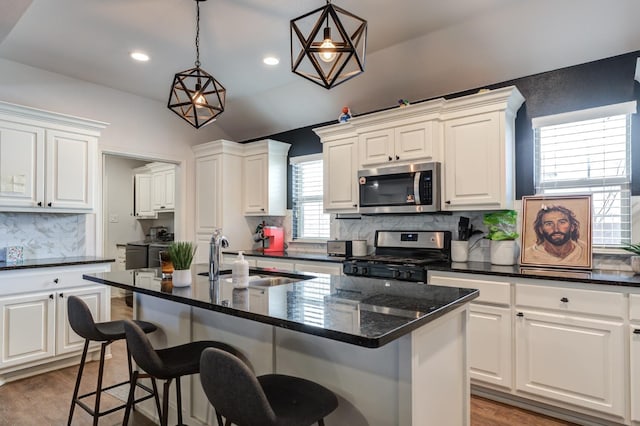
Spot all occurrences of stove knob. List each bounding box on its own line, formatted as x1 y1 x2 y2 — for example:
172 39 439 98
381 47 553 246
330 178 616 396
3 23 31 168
392 270 400 279
351 266 358 274
361 267 368 275
403 270 412 280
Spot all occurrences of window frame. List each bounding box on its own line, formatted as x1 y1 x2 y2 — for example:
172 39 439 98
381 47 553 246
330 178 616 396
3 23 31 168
290 153 330 242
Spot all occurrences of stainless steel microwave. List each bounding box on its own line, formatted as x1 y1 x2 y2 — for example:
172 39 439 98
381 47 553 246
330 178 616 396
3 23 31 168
358 162 441 214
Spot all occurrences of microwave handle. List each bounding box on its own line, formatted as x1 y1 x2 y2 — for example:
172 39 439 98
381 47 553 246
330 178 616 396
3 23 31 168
414 172 421 204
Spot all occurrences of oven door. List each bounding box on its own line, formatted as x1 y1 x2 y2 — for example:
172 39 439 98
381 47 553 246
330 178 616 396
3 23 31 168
358 162 439 214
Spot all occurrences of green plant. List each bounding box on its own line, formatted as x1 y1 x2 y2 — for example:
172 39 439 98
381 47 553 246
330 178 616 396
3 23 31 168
483 210 519 241
623 243 640 256
168 241 197 270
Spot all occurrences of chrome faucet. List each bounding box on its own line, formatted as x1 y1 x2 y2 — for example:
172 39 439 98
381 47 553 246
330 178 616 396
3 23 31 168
209 228 229 281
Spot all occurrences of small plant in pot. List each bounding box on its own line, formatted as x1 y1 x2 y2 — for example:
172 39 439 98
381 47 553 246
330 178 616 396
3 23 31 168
623 243 640 274
168 241 197 287
483 210 519 266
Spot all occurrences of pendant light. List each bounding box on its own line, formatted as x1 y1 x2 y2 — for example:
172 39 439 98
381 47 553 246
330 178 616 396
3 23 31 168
290 0 367 89
168 0 225 128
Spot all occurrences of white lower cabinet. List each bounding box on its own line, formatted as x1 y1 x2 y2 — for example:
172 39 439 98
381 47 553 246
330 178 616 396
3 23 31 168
255 258 294 271
629 294 640 423
0 263 110 382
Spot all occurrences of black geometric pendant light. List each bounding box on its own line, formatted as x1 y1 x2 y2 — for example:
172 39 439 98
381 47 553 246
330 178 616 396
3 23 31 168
168 0 225 128
290 0 367 89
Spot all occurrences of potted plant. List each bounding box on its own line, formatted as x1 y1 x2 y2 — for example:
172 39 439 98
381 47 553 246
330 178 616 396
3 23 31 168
483 210 519 266
623 243 640 274
168 241 197 287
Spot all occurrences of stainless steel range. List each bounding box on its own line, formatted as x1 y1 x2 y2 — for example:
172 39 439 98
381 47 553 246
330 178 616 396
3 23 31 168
343 230 451 282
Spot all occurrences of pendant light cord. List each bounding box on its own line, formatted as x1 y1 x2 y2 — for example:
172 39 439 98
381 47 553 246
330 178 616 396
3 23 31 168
195 0 201 68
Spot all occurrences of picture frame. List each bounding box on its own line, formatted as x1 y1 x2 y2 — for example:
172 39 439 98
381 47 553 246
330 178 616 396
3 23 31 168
520 194 592 269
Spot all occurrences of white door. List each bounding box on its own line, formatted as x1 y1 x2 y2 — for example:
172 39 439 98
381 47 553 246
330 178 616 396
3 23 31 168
243 154 268 214
359 129 394 167
323 137 358 212
515 310 625 417
443 112 502 209
56 286 108 355
394 121 435 163
134 173 156 218
469 304 512 389
46 130 95 210
0 120 45 208
0 292 55 368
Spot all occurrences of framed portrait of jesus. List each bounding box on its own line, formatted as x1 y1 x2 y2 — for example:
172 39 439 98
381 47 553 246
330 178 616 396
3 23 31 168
520 194 592 269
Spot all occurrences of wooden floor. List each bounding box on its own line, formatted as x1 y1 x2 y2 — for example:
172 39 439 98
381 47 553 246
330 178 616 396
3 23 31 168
0 297 577 426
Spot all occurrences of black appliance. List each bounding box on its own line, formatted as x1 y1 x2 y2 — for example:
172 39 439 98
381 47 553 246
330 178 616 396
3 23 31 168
125 242 149 269
358 162 441 214
148 242 171 268
343 230 451 282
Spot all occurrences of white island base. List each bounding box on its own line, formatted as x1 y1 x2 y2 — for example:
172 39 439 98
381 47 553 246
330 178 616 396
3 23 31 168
133 293 471 426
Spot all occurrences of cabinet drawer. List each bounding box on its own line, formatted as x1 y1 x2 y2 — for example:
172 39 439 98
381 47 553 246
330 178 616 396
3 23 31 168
0 264 111 296
516 283 624 318
428 273 510 305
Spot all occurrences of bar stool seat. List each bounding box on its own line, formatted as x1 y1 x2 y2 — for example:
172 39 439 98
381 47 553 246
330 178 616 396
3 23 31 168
123 319 249 426
67 295 158 426
200 347 339 426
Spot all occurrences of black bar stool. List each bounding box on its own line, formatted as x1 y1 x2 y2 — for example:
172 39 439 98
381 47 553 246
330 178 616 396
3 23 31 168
199 347 339 426
67 295 159 426
122 319 249 426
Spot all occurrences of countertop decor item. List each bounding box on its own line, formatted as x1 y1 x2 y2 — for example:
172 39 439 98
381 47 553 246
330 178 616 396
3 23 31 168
168 241 197 286
484 210 519 266
624 243 640 274
520 195 592 270
167 0 225 128
290 0 367 89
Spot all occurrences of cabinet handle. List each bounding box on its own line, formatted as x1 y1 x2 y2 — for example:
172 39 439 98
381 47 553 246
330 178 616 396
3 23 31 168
516 312 524 317
59 293 64 298
395 155 399 160
49 294 54 300
634 329 640 335
54 278 59 284
48 202 52 207
352 204 357 208
445 200 451 205
388 156 392 161
260 208 265 212
560 297 569 303
38 202 42 207
160 206 165 209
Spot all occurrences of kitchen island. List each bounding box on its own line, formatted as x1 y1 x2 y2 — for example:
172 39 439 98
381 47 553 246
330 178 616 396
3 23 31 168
84 265 478 425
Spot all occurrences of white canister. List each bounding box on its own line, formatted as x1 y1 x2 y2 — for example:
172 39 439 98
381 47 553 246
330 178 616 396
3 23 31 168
352 240 367 257
451 240 469 263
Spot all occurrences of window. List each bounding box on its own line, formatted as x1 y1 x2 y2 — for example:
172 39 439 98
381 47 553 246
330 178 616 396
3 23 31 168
291 154 330 240
532 101 636 247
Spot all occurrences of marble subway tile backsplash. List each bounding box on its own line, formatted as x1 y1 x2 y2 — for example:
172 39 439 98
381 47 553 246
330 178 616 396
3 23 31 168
0 213 86 260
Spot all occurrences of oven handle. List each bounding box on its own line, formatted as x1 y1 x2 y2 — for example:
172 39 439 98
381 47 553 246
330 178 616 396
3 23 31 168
414 172 421 204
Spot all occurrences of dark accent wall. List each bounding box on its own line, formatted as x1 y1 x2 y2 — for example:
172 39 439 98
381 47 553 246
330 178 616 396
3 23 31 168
243 51 640 208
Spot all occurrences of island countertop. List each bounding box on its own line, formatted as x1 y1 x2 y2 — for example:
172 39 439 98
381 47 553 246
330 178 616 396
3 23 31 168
83 265 478 348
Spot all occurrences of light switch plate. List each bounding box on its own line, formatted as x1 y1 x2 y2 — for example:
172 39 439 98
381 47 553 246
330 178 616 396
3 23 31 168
109 213 119 223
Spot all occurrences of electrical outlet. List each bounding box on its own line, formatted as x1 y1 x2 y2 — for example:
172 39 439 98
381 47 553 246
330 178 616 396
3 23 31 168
109 213 119 223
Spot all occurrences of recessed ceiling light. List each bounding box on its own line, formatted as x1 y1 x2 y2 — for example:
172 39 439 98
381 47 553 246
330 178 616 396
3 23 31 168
130 51 150 62
263 56 279 66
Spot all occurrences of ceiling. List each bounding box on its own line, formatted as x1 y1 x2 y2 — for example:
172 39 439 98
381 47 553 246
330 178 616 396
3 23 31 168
1 0 640 141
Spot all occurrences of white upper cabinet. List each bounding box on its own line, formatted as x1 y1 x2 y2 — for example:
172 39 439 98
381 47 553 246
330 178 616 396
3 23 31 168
149 163 175 211
0 101 106 213
359 121 437 167
323 136 358 212
242 140 291 216
133 172 156 219
441 87 524 211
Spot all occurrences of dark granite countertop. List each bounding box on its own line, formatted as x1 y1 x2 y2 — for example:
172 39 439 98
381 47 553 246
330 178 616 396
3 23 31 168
224 250 345 263
83 265 478 348
0 256 114 271
428 261 640 287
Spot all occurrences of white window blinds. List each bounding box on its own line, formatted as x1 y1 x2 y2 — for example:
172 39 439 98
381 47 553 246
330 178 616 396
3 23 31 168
291 154 330 240
533 101 636 247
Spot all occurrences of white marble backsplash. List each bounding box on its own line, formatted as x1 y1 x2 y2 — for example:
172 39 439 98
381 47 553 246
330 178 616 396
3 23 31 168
0 213 86 259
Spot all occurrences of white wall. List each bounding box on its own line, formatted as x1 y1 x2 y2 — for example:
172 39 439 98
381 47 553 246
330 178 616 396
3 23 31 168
0 58 233 255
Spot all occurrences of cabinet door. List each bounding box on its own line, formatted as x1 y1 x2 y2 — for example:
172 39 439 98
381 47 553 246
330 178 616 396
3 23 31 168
152 169 175 211
631 324 640 422
515 310 624 417
45 130 95 210
0 292 55 368
323 137 358 212
243 154 268 215
248 287 269 315
163 169 175 210
56 286 108 355
359 129 394 167
134 173 156 218
394 121 435 163
294 260 342 276
469 304 512 389
195 155 221 233
255 259 294 271
152 171 165 211
443 112 504 210
0 120 45 208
